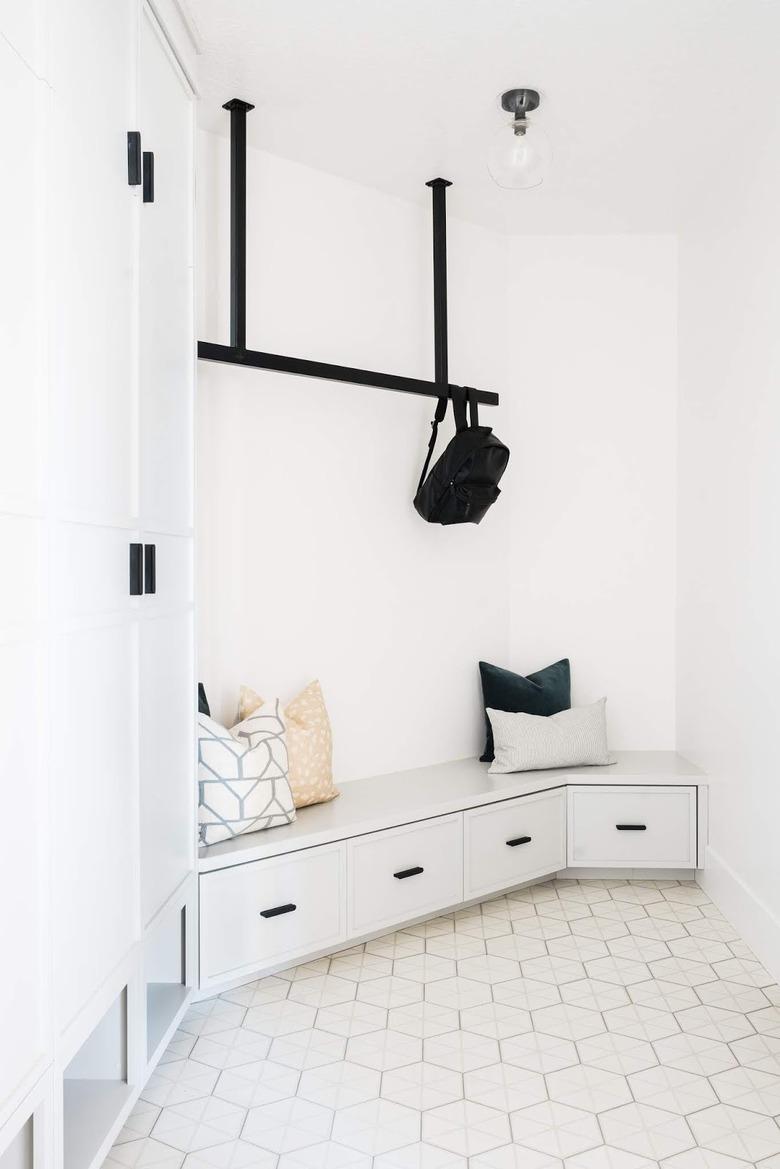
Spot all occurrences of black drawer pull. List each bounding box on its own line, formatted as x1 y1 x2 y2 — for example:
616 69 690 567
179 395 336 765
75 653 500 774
260 903 297 918
129 543 143 595
143 150 154 203
144 543 156 594
616 824 647 831
506 836 532 847
394 866 424 880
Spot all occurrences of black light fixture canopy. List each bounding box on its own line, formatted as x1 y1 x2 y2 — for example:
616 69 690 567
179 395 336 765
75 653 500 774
500 88 540 117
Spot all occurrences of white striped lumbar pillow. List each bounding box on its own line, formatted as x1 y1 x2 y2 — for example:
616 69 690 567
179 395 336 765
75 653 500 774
487 697 611 773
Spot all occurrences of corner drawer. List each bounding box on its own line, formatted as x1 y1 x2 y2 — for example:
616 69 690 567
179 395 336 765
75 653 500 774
567 786 697 868
199 842 347 985
464 788 566 899
348 815 463 936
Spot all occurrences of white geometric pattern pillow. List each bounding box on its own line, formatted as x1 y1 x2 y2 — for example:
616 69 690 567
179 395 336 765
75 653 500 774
198 702 296 845
487 697 612 774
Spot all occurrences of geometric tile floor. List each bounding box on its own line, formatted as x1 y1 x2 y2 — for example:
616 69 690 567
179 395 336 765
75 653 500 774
105 878 780 1169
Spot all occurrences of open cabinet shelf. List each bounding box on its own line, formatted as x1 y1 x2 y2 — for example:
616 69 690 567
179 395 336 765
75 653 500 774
63 1083 132 1169
144 898 193 1065
63 989 130 1169
146 983 189 1062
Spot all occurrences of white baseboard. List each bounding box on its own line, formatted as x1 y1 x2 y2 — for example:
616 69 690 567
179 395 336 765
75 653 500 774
699 845 780 984
555 868 695 881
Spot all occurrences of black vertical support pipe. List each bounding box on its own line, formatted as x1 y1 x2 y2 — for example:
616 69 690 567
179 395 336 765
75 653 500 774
425 178 452 393
223 98 255 352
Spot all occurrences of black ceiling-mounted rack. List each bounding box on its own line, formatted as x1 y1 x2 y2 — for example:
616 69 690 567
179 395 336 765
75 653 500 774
197 99 499 410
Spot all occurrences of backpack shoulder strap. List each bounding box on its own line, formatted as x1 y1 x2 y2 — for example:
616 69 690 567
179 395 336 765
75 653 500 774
416 386 468 493
416 392 448 494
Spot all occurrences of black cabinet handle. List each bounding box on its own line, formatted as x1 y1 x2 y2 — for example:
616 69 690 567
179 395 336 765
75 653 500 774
394 866 424 880
129 543 143 595
260 903 297 919
143 151 154 203
128 131 142 185
144 544 156 594
506 836 532 847
616 824 647 831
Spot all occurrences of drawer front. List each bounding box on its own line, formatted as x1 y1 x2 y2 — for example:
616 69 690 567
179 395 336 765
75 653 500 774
464 788 566 899
567 786 697 868
348 815 463 936
199 842 346 984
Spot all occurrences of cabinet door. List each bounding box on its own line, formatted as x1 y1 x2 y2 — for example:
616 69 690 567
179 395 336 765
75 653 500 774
0 35 49 1125
137 6 195 925
139 538 194 926
48 0 137 523
138 6 195 535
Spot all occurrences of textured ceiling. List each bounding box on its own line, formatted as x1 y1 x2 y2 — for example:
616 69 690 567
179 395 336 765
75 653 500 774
186 0 775 233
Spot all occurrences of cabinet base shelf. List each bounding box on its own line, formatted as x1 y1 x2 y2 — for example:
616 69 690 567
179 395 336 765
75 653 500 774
63 1080 133 1169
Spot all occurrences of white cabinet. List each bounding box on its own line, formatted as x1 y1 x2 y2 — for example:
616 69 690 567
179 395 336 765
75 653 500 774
48 0 137 524
138 7 194 535
0 0 196 1159
464 789 566 899
347 815 463 936
0 25 49 1131
200 844 347 986
567 786 698 868
137 7 195 927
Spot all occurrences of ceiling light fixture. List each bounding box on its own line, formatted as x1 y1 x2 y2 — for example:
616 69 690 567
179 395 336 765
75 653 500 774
488 88 550 190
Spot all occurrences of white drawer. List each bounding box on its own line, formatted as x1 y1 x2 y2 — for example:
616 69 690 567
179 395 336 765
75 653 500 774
567 786 697 868
199 842 346 985
464 788 566 899
348 815 463 936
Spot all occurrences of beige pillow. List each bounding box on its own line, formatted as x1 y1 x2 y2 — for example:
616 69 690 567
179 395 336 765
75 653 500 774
239 680 339 808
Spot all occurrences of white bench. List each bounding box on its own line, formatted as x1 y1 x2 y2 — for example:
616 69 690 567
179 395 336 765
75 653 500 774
197 750 707 994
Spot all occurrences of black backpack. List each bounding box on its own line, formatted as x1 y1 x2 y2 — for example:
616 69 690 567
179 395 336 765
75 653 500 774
414 386 510 525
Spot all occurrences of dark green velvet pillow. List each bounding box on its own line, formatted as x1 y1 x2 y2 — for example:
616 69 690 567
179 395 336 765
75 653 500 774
479 658 571 762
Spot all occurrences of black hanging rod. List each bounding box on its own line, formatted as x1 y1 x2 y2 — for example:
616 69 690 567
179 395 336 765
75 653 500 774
197 98 499 410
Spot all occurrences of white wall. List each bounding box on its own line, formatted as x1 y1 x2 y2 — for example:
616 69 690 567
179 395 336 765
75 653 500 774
676 5 780 966
197 132 511 780
506 236 678 749
197 132 679 780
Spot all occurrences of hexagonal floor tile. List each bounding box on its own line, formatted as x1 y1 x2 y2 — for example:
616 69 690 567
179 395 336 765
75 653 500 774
422 1100 511 1156
296 1059 380 1109
687 1104 780 1162
545 1064 631 1112
423 1030 500 1072
463 1062 546 1112
599 1102 694 1160
387 1001 459 1038
500 1031 578 1074
151 1098 246 1153
345 1028 421 1070
212 1059 299 1108
509 1101 601 1159
276 1141 370 1169
331 1099 421 1154
380 1061 463 1110
242 1098 333 1154
627 1065 717 1115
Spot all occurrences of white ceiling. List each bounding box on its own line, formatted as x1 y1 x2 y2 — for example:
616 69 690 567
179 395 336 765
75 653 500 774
187 0 769 234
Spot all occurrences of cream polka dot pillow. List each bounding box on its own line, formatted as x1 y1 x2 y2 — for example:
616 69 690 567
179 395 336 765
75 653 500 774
239 680 339 809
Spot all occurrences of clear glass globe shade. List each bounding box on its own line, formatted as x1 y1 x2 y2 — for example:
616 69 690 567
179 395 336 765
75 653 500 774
487 118 551 189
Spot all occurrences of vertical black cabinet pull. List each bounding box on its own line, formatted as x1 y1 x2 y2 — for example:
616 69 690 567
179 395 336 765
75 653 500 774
394 866 424 880
144 544 156 595
129 543 143 595
127 132 142 185
506 836 532 847
616 824 647 831
143 151 154 203
260 903 297 919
